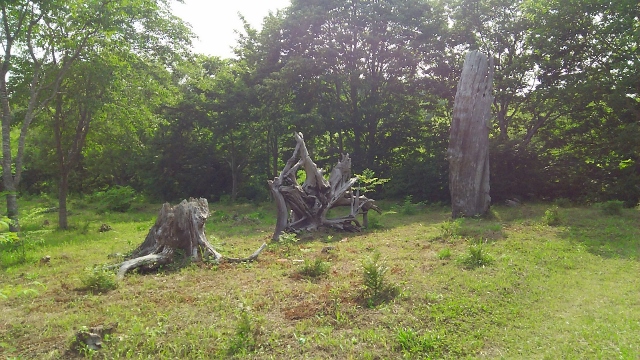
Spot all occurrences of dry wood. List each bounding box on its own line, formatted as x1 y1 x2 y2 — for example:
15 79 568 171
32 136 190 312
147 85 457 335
114 198 265 279
447 50 494 218
269 132 380 240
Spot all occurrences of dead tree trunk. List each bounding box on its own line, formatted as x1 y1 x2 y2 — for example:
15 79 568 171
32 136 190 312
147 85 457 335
268 132 380 240
115 198 266 279
447 50 494 218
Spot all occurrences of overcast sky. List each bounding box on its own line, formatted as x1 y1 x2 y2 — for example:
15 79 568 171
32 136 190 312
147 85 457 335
171 0 291 59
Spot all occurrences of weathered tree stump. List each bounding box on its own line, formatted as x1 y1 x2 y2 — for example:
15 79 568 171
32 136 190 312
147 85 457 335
115 198 266 279
447 50 494 218
268 132 380 240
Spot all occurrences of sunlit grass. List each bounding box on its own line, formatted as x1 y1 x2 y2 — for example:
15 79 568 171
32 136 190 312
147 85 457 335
0 199 638 358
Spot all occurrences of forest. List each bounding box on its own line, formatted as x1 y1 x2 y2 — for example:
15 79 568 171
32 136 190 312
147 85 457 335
1 0 639 226
1 1 639 358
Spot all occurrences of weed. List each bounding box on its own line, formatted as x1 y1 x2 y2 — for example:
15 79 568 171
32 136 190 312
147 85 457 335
79 266 118 293
437 248 452 260
438 218 462 240
226 305 256 356
401 196 417 215
598 200 624 215
361 251 398 307
298 257 330 279
543 206 562 226
277 232 298 245
458 244 494 269
396 328 441 357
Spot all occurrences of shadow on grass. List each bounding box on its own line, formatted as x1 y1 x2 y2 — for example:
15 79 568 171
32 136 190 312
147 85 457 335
558 208 640 261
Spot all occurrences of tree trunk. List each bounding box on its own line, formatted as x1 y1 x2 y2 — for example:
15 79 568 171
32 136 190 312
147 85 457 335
58 173 69 230
114 198 266 279
447 51 494 218
268 132 380 240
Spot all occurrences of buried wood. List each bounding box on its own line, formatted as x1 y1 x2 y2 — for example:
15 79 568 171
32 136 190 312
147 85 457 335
268 132 380 240
114 198 266 279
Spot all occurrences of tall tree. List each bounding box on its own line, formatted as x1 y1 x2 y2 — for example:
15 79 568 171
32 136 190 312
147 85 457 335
2 0 192 229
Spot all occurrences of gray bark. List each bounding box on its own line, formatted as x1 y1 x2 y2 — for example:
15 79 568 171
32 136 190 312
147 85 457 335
447 51 494 218
115 198 266 279
268 132 380 240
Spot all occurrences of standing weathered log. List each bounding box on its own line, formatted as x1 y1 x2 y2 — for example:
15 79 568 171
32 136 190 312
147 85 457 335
268 132 380 240
447 51 494 218
115 198 266 279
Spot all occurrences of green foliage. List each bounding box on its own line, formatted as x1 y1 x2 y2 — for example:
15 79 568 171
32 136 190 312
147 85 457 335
298 257 330 279
439 219 463 239
79 266 118 293
356 169 390 194
226 306 256 356
554 198 572 208
437 248 452 260
458 245 494 269
91 186 136 213
598 200 624 216
396 328 441 358
544 206 562 226
366 215 383 230
277 232 298 246
361 251 398 307
401 196 418 216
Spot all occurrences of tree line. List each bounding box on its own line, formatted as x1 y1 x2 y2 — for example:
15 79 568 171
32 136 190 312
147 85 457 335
2 0 638 229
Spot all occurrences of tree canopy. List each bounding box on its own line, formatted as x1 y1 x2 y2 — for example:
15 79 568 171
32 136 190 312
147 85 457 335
3 0 638 227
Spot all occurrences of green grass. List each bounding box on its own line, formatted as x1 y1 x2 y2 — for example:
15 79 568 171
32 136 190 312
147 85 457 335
1 199 639 358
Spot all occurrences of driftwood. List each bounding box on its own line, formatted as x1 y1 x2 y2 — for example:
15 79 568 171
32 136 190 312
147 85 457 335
447 50 494 218
114 198 266 279
268 132 380 240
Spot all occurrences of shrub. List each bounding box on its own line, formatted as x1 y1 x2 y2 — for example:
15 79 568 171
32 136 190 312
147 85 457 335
458 245 493 269
544 206 561 226
80 266 118 293
298 257 330 279
92 186 136 213
599 200 624 215
439 219 462 239
226 306 256 356
361 251 398 307
554 198 572 208
437 248 452 260
401 196 417 215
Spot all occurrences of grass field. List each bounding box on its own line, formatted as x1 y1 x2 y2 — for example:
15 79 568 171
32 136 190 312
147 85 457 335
1 197 639 359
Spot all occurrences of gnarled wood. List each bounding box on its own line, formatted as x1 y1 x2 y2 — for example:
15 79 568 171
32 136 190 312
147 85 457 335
447 51 494 218
115 198 265 279
269 132 380 240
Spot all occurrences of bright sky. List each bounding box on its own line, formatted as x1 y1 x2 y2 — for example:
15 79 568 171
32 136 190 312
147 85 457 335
171 0 291 59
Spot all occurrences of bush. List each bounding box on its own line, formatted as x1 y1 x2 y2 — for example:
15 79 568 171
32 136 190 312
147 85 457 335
92 186 136 213
361 251 398 307
599 200 624 215
80 266 118 293
544 206 562 226
401 196 418 215
298 257 330 279
458 245 493 269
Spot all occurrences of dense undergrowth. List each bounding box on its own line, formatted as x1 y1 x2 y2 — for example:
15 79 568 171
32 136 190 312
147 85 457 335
1 197 639 359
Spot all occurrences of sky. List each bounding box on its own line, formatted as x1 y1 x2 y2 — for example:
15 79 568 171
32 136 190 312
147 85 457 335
171 0 291 59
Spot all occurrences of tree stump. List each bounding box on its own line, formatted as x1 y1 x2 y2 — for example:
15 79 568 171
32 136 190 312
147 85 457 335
268 132 380 240
447 50 494 218
115 198 266 279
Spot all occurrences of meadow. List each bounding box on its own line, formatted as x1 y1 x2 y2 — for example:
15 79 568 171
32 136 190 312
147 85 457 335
1 196 639 359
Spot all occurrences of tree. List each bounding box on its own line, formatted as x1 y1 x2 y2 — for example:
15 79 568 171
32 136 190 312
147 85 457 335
1 0 191 230
447 51 494 218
